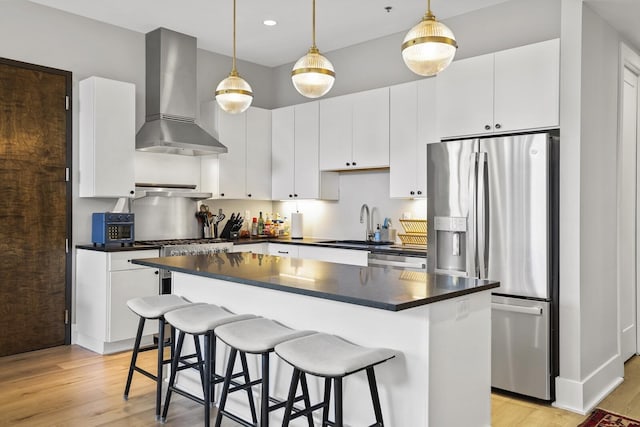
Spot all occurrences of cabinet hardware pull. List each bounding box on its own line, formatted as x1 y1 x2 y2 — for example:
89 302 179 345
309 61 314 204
352 161 356 166
278 251 289 254
410 191 415 195
289 194 293 198
484 125 491 130
294 194 298 197
220 193 225 197
247 194 252 197
495 123 502 129
417 190 422 195
154 271 159 275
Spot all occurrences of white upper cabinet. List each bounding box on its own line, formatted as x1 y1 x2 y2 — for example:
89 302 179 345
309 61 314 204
436 38 560 139
319 87 390 170
79 76 136 198
200 103 272 200
272 102 338 200
493 39 560 133
389 79 437 198
271 106 295 200
245 108 272 200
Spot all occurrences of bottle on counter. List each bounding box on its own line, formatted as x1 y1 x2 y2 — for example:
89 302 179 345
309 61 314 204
265 214 272 236
374 224 381 242
251 217 258 236
258 212 265 235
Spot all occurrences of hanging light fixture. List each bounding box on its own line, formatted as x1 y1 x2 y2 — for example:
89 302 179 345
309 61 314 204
291 0 335 98
401 0 458 77
216 0 253 114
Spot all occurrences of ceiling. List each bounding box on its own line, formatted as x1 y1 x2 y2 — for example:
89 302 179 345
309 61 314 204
28 0 511 67
26 0 640 67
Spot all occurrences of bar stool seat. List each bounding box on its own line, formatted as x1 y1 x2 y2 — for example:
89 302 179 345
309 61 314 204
214 318 316 427
124 294 198 420
275 333 397 427
161 304 256 427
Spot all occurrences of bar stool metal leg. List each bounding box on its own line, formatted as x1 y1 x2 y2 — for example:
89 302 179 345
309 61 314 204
162 330 185 422
123 316 145 400
334 376 343 427
367 367 384 426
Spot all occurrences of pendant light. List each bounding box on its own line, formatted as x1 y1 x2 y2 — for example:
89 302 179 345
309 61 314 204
291 0 335 98
216 0 253 114
401 0 458 77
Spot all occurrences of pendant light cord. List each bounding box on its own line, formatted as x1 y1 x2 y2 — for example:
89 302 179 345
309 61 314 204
426 0 434 19
312 0 317 49
232 0 237 73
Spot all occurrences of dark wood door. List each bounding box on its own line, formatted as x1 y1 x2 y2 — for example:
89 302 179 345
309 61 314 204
0 58 71 356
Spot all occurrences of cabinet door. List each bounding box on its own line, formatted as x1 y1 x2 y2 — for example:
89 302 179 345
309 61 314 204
231 243 267 254
79 77 135 197
108 268 158 342
319 95 352 170
390 82 418 198
352 87 390 169
297 246 368 266
246 108 272 200
218 111 246 199
494 38 560 133
267 243 299 258
416 78 438 196
271 106 295 200
436 54 494 139
294 102 321 199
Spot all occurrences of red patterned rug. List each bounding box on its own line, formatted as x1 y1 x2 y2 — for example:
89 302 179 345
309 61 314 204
579 408 640 427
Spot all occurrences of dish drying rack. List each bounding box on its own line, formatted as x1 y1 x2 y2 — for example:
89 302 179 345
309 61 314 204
398 219 427 248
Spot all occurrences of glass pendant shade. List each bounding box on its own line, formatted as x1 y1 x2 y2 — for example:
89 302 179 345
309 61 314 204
402 13 458 76
215 71 253 114
291 47 335 98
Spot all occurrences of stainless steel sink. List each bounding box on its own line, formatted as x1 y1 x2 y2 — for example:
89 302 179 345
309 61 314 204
319 239 394 246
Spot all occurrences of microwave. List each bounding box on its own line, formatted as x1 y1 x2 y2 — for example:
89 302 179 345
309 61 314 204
92 212 135 246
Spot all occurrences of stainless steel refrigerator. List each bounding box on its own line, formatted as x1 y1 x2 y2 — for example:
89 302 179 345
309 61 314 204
426 131 559 401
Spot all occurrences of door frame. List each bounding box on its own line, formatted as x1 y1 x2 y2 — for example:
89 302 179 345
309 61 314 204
0 57 73 345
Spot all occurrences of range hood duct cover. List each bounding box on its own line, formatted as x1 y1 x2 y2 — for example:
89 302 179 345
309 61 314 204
136 28 228 156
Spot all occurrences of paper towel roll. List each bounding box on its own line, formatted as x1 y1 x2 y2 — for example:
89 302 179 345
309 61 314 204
291 212 303 239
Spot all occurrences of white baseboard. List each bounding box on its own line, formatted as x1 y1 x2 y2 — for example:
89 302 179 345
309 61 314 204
553 354 623 414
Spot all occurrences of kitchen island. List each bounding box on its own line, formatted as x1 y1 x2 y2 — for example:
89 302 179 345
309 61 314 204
133 252 498 427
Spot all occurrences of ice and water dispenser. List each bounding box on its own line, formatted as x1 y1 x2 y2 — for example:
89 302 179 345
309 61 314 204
433 216 467 275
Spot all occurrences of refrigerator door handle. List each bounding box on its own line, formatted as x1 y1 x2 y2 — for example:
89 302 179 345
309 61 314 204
477 152 488 279
491 302 543 316
467 153 479 278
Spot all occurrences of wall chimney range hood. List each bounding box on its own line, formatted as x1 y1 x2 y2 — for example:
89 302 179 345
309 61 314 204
136 28 228 156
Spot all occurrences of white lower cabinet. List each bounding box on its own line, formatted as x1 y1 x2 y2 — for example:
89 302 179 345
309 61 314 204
297 245 368 266
76 249 159 354
231 243 267 254
267 244 299 258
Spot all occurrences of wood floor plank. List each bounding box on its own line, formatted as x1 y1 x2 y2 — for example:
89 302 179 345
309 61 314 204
3 345 640 426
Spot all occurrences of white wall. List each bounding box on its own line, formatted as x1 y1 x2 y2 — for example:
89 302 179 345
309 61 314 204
555 0 624 413
271 0 561 107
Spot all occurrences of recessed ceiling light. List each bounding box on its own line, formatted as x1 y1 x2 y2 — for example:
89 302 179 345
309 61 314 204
263 19 277 26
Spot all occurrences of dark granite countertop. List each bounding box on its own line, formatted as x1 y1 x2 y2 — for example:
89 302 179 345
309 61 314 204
76 243 160 252
132 253 497 311
77 237 426 257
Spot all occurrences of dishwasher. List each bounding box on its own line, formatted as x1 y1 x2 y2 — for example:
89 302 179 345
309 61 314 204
367 253 427 270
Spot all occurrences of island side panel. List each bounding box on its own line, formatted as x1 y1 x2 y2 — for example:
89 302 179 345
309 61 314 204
428 290 492 427
173 272 430 427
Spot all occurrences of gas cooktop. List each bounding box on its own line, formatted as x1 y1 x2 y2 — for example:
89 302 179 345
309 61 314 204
136 238 228 246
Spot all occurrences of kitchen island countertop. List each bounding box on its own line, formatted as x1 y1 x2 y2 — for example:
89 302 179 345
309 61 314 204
132 252 497 311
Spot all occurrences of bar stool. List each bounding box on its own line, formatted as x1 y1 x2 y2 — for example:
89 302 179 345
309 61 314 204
124 294 199 420
275 333 397 427
214 317 316 427
161 304 256 427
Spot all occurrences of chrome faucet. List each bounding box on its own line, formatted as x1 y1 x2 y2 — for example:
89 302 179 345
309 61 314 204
360 203 373 241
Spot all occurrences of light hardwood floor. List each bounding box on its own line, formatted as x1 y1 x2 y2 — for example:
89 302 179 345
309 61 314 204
1 344 639 426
